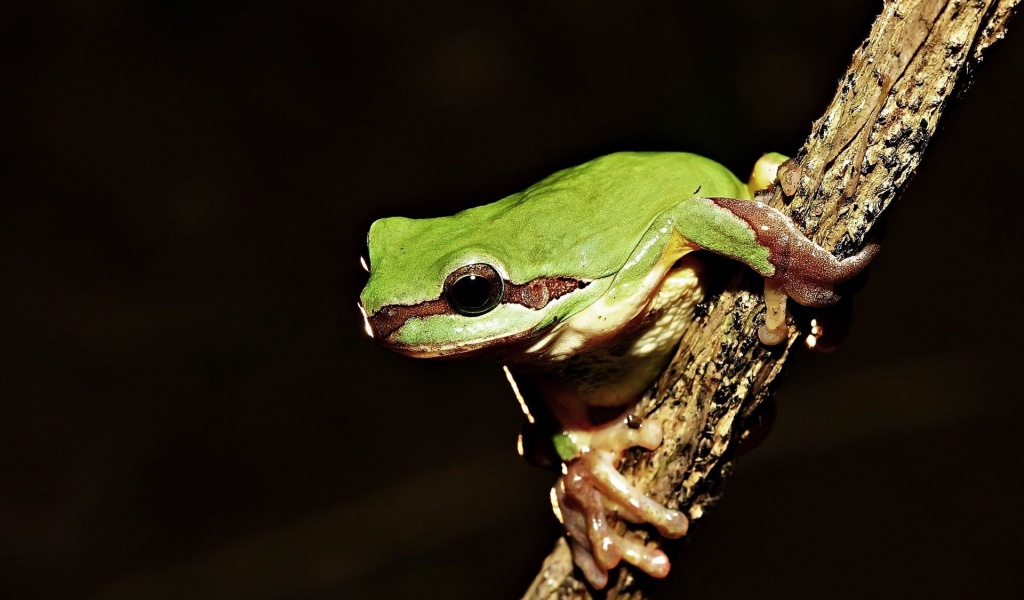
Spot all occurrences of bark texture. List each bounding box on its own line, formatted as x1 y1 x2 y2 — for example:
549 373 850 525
523 1 1020 598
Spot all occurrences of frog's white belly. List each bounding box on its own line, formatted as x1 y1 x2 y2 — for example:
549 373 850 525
517 258 705 407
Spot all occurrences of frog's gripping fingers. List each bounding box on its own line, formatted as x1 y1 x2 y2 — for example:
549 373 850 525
553 460 679 588
550 415 688 588
564 417 685 535
554 464 619 588
558 464 621 570
584 452 688 538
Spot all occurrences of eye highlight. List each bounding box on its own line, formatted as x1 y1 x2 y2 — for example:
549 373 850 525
444 263 504 316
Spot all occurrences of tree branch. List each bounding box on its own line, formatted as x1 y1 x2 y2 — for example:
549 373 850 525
522 1 1020 598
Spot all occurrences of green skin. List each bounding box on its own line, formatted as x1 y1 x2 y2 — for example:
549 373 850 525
359 151 877 589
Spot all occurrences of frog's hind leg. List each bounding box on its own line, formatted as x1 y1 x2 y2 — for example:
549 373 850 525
686 196 879 344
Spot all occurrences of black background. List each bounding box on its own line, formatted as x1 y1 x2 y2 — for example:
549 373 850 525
4 1 1023 598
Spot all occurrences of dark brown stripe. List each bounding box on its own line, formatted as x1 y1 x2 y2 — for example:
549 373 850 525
505 276 589 310
367 297 451 341
368 276 590 341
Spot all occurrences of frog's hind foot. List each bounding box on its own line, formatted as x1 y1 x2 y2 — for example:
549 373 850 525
759 239 880 344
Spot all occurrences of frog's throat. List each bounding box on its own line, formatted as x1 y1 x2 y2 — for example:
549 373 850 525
366 275 591 343
511 256 705 407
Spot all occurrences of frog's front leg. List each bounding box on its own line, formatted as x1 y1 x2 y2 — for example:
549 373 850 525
551 415 687 589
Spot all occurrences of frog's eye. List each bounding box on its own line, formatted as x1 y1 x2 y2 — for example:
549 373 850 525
444 263 504 316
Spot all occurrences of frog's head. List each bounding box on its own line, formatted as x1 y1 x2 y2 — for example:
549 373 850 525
358 211 607 359
357 153 711 357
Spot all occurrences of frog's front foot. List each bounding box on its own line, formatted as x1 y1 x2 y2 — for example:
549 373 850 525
550 416 688 589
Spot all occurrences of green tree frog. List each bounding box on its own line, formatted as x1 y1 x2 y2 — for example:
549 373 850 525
358 152 877 588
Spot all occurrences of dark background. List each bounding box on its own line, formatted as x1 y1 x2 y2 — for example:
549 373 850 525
4 1 1022 598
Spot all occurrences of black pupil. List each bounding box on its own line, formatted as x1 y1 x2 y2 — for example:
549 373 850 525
451 275 493 310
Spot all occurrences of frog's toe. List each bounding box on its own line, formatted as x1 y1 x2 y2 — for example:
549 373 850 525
617 535 671 578
585 451 687 538
553 469 613 588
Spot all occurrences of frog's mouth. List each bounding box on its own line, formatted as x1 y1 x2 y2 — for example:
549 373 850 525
361 302 559 360
377 328 547 360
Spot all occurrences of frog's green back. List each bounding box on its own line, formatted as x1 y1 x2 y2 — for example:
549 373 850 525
362 152 748 312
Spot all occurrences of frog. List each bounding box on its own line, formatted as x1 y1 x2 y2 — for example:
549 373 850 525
358 151 878 588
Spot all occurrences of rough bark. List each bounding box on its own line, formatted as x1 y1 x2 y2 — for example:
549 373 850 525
522 1 1020 598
